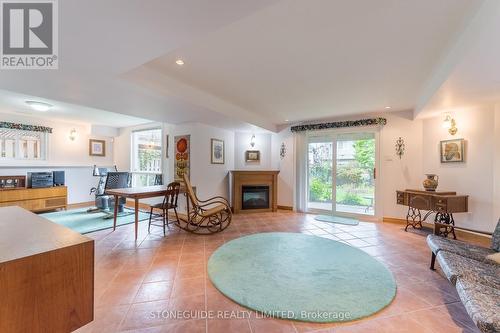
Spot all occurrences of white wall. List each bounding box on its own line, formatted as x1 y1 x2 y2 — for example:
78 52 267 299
0 112 115 204
271 128 295 207
422 106 497 232
234 132 272 170
167 123 235 200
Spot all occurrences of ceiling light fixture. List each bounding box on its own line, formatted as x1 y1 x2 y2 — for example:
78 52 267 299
175 59 185 66
25 101 52 112
385 106 391 109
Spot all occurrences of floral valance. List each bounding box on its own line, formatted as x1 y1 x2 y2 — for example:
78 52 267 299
0 121 52 133
290 117 387 132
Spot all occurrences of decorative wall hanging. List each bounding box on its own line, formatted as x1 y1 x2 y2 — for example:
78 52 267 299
0 121 52 133
89 139 106 156
211 138 225 164
290 117 387 132
245 150 260 162
280 142 286 159
395 137 405 159
175 135 190 181
440 138 464 163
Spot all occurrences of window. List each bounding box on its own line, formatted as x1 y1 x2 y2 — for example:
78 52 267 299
131 128 162 187
0 128 47 160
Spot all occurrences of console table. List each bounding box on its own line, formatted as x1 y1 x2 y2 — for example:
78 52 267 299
396 189 468 238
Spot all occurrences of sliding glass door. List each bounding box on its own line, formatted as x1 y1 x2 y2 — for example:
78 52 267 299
307 131 376 216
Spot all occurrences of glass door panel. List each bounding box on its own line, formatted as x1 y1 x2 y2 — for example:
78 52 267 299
335 133 375 215
307 141 333 212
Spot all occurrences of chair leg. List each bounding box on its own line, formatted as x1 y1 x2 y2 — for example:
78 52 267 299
430 252 436 270
162 209 166 236
165 209 169 227
173 208 179 223
148 206 153 233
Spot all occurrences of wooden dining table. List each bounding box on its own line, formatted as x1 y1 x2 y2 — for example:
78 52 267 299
105 185 192 240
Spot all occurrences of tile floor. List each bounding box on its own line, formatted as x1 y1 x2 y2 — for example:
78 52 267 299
75 211 481 333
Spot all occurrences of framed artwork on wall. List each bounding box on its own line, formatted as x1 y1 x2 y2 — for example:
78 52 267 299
174 135 190 181
211 139 225 164
245 150 260 162
440 138 464 163
89 139 105 156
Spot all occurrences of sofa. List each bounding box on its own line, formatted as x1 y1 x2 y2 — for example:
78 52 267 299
426 221 500 333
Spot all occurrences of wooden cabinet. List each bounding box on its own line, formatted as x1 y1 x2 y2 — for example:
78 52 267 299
0 186 67 212
0 206 94 333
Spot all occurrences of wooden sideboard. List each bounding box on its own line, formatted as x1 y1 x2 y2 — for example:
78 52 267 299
0 206 94 333
0 186 67 212
396 189 468 238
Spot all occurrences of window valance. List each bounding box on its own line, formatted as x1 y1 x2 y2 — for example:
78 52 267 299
290 117 387 132
0 121 52 133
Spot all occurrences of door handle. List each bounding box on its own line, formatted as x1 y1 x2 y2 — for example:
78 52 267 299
373 168 376 180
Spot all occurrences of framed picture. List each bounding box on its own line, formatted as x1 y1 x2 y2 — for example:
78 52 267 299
211 139 225 164
246 150 260 162
89 139 105 156
174 135 190 181
440 138 464 163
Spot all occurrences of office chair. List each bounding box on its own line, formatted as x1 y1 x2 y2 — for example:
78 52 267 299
98 172 130 214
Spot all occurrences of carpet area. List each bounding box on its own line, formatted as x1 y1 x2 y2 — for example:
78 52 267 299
41 207 150 234
314 215 359 226
208 232 396 323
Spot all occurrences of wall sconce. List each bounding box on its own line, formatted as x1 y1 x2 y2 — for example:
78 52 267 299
250 134 256 148
442 113 458 135
69 128 77 141
395 137 405 159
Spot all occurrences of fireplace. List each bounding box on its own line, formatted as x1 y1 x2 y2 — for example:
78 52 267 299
242 185 270 210
230 170 279 213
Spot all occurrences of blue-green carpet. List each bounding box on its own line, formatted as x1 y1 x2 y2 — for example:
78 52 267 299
208 232 396 323
41 208 150 234
314 215 359 226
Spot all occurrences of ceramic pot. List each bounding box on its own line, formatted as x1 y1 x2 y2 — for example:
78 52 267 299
423 174 439 191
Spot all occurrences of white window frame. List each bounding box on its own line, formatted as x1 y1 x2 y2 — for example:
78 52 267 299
0 129 48 161
130 128 162 187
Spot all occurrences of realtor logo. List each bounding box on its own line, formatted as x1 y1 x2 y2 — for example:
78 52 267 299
1 0 58 69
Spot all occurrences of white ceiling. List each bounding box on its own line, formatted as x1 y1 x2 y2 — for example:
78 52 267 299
0 89 150 127
0 0 497 131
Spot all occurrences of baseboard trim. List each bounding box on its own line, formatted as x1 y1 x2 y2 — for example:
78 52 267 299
67 201 94 209
382 216 491 245
277 205 293 211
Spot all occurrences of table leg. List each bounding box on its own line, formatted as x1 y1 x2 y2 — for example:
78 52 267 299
134 198 139 241
113 195 118 231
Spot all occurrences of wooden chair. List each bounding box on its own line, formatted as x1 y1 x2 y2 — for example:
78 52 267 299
178 173 232 234
148 182 180 236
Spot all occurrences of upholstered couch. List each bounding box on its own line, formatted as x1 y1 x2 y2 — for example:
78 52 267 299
426 221 500 333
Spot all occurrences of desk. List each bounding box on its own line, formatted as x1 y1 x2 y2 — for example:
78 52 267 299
396 189 468 238
105 185 192 240
0 206 94 332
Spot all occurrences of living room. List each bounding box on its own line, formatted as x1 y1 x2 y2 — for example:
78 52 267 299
0 1 499 333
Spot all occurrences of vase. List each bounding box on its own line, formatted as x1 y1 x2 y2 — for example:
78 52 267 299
423 174 439 191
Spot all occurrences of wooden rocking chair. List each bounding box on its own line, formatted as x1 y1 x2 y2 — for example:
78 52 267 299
177 173 232 234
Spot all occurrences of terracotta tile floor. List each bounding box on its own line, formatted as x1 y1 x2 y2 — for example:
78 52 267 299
75 211 481 333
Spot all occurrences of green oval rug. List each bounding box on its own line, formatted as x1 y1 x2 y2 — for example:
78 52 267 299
208 232 396 323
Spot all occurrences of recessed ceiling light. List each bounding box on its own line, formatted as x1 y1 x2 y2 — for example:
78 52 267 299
385 106 391 109
25 101 52 112
285 119 289 122
175 59 184 66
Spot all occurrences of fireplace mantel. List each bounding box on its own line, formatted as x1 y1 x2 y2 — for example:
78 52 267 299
230 170 279 214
